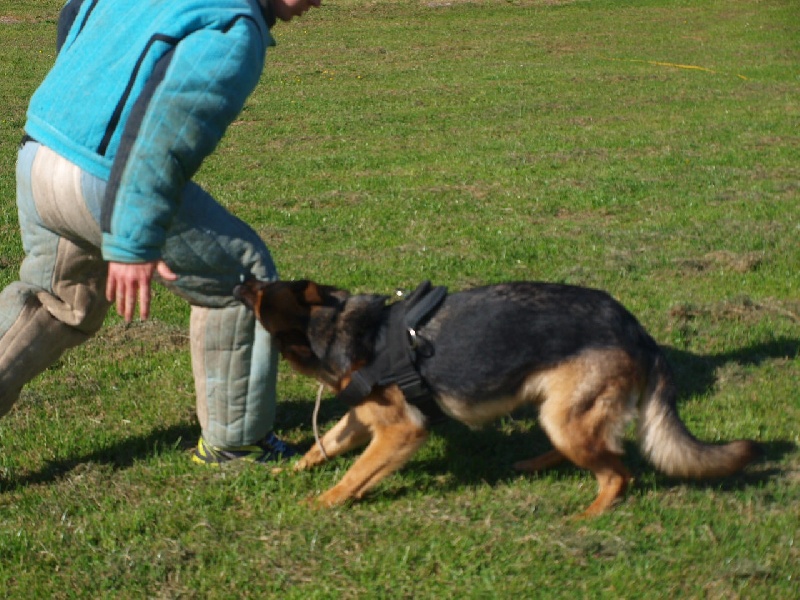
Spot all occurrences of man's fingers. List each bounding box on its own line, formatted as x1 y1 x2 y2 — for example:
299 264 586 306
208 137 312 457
156 260 179 282
122 281 135 323
138 282 150 321
106 275 116 304
106 260 172 322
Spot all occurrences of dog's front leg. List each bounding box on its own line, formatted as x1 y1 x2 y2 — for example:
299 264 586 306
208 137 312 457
315 417 428 507
313 388 429 507
294 408 371 471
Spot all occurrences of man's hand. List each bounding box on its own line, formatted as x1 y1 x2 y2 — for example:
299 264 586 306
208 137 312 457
106 260 178 322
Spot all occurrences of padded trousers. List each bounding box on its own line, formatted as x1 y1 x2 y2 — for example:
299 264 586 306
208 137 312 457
0 141 279 447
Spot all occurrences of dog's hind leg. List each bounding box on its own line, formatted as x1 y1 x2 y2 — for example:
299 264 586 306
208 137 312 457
580 454 631 517
534 352 639 516
543 418 632 517
542 412 633 516
513 449 629 516
513 449 567 473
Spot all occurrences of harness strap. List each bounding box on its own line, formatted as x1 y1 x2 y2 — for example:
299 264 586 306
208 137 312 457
336 281 448 423
403 280 447 331
339 369 375 404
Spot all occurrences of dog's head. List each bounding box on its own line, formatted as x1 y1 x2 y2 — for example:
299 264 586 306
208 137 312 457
234 279 387 387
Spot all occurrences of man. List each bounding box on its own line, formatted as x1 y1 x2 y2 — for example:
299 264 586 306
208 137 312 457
0 0 321 465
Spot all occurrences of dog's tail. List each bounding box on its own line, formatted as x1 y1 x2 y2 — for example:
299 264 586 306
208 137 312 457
637 352 760 479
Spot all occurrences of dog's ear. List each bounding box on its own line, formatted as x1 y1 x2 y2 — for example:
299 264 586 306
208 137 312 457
234 279 348 335
298 280 349 308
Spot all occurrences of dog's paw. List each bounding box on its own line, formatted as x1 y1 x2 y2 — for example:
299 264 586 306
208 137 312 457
299 494 324 509
298 492 343 510
315 487 353 508
293 457 314 472
293 450 329 471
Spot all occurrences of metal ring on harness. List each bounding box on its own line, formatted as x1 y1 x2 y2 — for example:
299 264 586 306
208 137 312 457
408 328 420 350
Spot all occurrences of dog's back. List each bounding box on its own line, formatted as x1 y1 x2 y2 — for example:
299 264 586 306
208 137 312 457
418 281 657 402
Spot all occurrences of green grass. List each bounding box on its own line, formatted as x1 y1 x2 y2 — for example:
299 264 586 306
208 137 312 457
1 0 798 597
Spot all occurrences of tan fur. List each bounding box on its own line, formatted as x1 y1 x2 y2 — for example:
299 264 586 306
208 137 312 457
297 386 428 507
638 353 757 480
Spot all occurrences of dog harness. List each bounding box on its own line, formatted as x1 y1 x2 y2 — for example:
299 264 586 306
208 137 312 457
336 281 448 423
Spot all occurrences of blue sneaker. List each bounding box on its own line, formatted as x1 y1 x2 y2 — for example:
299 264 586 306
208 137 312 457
192 432 298 466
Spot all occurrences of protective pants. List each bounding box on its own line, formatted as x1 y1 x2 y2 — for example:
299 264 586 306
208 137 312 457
0 141 279 448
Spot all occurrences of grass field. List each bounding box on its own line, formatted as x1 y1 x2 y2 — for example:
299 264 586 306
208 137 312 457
0 0 798 597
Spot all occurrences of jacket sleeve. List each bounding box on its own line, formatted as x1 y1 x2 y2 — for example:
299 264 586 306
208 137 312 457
101 17 267 264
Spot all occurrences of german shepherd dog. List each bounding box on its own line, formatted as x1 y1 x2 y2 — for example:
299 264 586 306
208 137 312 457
234 279 759 516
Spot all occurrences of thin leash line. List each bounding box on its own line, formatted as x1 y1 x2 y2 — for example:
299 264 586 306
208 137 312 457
313 384 329 461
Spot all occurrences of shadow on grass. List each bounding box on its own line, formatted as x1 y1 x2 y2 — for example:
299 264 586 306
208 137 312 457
395 426 793 497
0 422 200 492
662 336 799 401
2 337 796 498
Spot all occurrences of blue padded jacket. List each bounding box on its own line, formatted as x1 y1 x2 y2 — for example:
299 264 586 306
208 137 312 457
25 0 275 263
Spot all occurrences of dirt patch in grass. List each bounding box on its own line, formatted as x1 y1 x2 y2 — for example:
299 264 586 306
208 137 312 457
669 296 800 326
0 14 47 24
675 250 765 275
91 321 189 360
